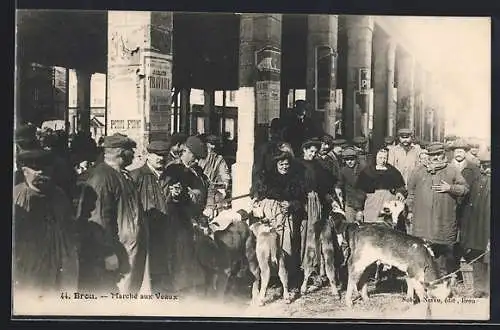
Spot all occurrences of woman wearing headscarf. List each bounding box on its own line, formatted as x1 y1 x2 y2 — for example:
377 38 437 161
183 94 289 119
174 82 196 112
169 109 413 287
355 147 406 223
250 149 306 289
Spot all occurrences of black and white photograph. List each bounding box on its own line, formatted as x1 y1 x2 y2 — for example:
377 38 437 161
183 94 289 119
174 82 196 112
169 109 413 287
13 10 491 320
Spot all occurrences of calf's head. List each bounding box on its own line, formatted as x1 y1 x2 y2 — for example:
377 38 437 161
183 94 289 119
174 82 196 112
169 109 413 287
379 200 407 227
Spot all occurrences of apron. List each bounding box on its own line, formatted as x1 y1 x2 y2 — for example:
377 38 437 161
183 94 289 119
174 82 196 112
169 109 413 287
363 189 397 223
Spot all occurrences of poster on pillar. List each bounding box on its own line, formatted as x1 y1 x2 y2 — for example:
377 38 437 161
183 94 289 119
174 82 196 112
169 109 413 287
255 46 281 82
358 68 371 95
255 81 280 124
315 46 336 111
143 52 173 135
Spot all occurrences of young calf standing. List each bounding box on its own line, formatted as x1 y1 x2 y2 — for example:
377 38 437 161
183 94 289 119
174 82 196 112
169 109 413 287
343 224 452 308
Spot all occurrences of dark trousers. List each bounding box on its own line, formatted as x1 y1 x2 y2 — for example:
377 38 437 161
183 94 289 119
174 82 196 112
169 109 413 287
430 243 457 276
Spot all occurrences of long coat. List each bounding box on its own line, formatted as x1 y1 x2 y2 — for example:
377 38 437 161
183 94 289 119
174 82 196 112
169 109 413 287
388 144 422 185
459 172 490 252
78 162 147 294
130 164 173 293
13 183 79 295
407 164 469 245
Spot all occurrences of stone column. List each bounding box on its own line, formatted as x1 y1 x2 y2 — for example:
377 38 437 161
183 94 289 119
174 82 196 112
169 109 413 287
413 63 425 141
396 47 415 132
386 40 397 139
107 11 173 163
306 14 339 136
372 26 395 150
232 14 282 210
76 70 92 135
345 15 374 141
179 88 190 134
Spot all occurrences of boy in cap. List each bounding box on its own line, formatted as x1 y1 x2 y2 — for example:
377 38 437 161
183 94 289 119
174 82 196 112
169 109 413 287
387 128 422 185
316 134 341 180
406 142 469 276
336 147 364 223
13 149 79 295
458 150 490 297
78 133 148 294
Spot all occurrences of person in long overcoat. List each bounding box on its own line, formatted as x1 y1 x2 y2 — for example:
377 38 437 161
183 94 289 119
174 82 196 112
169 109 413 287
78 134 147 294
387 128 422 185
459 151 490 297
129 140 172 294
406 142 469 276
13 149 79 297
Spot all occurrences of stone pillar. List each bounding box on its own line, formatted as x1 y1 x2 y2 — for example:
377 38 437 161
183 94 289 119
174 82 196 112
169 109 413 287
413 64 425 141
345 15 374 141
203 89 216 134
76 70 92 135
306 14 338 136
107 11 173 164
372 26 395 150
179 88 190 134
386 40 397 139
396 47 415 132
232 14 282 210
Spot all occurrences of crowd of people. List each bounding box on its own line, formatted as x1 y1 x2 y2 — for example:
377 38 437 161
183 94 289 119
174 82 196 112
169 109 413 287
13 100 490 301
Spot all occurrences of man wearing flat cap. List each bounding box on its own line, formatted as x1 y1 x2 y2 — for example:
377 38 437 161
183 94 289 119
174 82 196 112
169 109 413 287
388 128 422 185
78 133 148 294
198 134 231 218
13 149 79 296
316 134 342 183
129 140 172 293
352 136 370 169
458 150 490 298
406 142 469 277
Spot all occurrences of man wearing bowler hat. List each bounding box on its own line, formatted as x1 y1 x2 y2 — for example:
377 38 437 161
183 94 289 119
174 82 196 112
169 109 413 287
13 149 79 295
130 140 173 293
78 133 148 294
406 142 469 277
388 128 422 185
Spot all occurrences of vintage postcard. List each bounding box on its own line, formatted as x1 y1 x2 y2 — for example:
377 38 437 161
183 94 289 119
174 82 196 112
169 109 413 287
13 10 491 321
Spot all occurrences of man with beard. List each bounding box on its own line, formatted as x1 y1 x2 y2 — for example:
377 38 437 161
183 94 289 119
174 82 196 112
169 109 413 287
129 140 172 294
352 136 370 169
198 134 231 218
78 133 147 294
388 128 422 185
459 150 490 297
336 147 365 223
13 149 79 296
406 142 469 276
316 134 341 183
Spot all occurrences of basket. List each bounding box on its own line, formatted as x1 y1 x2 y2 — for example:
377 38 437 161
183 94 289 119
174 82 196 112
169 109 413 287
460 257 474 295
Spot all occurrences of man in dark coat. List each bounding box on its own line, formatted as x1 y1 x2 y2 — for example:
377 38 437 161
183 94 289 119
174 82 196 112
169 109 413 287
406 142 469 276
336 147 364 223
130 140 172 294
78 133 147 294
13 149 79 296
282 100 321 156
459 151 490 297
316 134 341 182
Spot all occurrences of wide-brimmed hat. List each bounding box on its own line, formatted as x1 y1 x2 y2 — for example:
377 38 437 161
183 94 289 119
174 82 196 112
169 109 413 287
332 139 347 146
16 149 53 169
185 136 208 159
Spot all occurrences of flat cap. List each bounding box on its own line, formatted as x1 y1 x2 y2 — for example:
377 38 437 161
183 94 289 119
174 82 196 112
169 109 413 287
185 136 208 159
427 142 446 155
332 139 347 145
341 147 358 158
16 149 52 168
478 151 491 162
102 133 137 149
352 136 367 145
147 140 171 155
15 124 37 142
397 128 413 136
450 139 471 151
301 138 322 150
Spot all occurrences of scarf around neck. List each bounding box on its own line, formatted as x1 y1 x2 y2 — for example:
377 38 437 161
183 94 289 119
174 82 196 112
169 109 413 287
427 158 448 174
